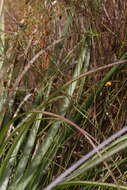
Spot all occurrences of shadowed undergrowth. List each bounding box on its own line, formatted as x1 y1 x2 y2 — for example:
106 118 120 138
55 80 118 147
0 0 127 190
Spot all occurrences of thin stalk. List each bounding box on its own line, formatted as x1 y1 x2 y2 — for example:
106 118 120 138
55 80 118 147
55 180 127 190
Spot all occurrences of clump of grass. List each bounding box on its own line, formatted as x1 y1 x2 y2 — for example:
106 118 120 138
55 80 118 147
0 0 127 190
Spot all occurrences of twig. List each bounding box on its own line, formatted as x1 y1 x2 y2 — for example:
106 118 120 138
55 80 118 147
32 110 97 144
63 59 127 90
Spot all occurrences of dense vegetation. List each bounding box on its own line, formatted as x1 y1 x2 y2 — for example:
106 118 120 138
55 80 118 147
0 0 127 190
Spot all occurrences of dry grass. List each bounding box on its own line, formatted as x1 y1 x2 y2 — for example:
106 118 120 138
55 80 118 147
4 0 127 140
4 0 127 159
1 0 127 189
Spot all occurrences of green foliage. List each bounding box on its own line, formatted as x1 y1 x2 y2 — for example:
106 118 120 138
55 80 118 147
0 0 127 190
